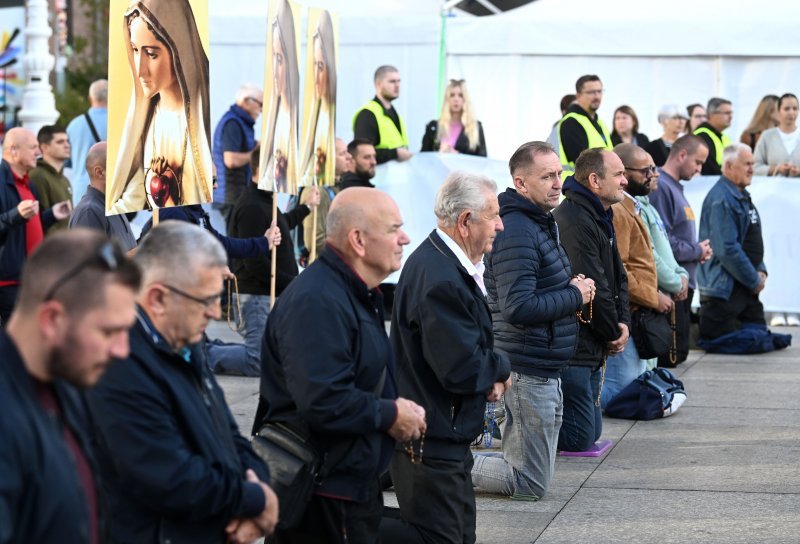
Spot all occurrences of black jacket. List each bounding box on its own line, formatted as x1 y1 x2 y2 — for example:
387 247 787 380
420 120 487 156
87 310 270 544
558 104 611 164
254 247 398 502
0 160 56 282
0 331 101 543
230 183 309 295
487 189 582 377
338 171 375 190
552 178 631 366
391 231 510 459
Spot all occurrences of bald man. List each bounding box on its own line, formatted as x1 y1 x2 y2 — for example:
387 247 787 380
69 142 137 253
253 187 427 543
0 127 72 323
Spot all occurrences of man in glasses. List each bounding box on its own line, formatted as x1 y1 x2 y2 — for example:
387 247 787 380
0 230 140 543
598 143 673 407
694 97 734 175
558 74 613 176
87 222 279 543
213 83 264 228
0 127 73 324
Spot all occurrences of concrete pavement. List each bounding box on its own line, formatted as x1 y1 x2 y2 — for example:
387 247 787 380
210 322 799 543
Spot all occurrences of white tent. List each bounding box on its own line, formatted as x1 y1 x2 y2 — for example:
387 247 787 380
209 0 800 160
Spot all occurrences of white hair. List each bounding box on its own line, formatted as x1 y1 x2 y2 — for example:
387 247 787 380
89 79 108 105
722 143 751 168
136 222 227 286
235 83 263 105
434 171 497 228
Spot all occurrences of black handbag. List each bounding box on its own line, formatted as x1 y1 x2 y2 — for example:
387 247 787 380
630 307 672 359
605 368 687 420
250 421 320 530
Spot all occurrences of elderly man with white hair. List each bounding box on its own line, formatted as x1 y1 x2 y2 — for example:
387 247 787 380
212 83 263 225
385 171 511 544
66 79 108 201
697 143 784 351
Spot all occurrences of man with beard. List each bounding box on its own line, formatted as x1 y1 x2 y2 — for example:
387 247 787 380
599 144 673 407
0 230 140 543
339 139 378 189
558 75 613 176
353 65 412 164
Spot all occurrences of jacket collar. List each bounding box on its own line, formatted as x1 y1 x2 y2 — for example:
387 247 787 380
319 245 385 320
499 187 552 226
229 104 256 128
35 157 61 176
718 175 750 201
133 306 205 377
427 230 488 301
562 176 616 239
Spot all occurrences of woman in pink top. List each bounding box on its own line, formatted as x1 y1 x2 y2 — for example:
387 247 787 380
421 79 487 156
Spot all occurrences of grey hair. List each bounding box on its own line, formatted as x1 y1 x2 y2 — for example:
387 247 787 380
89 79 108 104
434 171 497 228
706 97 732 115
657 104 687 124
136 222 227 286
722 143 751 168
235 83 263 105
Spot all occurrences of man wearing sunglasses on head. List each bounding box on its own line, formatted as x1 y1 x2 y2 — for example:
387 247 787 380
87 222 279 544
0 230 140 544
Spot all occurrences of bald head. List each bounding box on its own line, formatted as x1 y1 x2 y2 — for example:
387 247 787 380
613 142 646 167
86 142 107 191
2 127 39 175
326 187 409 288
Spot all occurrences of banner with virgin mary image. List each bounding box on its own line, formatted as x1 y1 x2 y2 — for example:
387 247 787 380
106 0 212 215
258 0 301 195
299 8 337 189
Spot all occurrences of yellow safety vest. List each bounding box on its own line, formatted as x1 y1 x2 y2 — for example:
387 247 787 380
557 112 613 177
353 101 408 149
693 127 733 166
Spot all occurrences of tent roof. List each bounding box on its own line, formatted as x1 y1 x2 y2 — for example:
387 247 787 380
447 0 800 56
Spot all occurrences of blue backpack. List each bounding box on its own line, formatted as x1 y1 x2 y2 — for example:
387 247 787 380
604 368 687 420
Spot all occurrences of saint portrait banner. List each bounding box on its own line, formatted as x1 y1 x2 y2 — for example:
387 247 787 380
299 8 338 189
258 0 301 195
106 0 212 215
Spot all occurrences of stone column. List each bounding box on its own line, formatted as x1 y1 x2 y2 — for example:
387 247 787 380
18 0 59 135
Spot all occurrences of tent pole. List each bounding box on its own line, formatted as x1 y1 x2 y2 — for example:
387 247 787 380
437 7 448 107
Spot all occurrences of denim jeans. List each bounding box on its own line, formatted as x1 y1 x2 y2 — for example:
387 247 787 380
599 341 646 409
471 373 563 500
206 294 269 376
558 365 602 452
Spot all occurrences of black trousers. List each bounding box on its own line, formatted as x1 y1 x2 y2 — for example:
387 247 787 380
658 287 692 368
699 282 765 340
272 479 383 544
384 447 477 544
0 285 18 327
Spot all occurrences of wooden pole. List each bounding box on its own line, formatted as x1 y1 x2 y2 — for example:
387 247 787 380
310 205 318 263
153 208 160 226
269 196 278 310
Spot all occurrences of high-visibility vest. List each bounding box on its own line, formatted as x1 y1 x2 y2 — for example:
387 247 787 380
557 112 613 177
353 101 408 149
693 127 733 166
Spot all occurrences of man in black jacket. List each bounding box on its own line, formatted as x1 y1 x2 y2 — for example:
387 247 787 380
1 230 140 544
254 187 426 543
386 172 511 544
552 148 631 453
471 142 594 501
338 138 378 190
88 222 278 544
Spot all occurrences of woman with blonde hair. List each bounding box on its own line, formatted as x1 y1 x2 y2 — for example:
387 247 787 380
108 0 212 214
299 10 336 186
740 94 779 149
259 0 300 194
421 79 487 156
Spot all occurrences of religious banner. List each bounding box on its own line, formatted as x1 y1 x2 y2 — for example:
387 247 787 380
106 0 212 215
258 0 301 195
299 8 337 188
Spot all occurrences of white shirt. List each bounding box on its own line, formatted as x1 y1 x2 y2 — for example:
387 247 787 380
779 127 800 156
435 228 487 295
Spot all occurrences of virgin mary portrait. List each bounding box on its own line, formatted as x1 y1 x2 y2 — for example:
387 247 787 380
299 10 336 187
107 0 212 214
258 0 300 195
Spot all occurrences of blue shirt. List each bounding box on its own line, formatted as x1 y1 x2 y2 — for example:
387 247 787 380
66 107 108 204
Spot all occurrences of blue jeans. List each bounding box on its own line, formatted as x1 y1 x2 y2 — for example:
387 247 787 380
599 341 645 409
471 373 563 500
558 365 602 452
206 294 269 376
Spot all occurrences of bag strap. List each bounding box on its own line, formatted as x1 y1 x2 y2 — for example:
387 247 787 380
84 112 101 143
668 305 677 365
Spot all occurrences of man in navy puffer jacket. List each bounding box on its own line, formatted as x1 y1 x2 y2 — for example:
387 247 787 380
471 142 594 500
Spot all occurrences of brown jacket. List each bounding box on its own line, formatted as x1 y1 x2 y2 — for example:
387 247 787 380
612 195 659 310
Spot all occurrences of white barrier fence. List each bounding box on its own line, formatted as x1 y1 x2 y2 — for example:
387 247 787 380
375 153 799 313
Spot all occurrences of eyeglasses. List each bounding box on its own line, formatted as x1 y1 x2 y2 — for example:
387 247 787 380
247 96 263 108
43 242 119 302
626 165 657 177
161 284 222 309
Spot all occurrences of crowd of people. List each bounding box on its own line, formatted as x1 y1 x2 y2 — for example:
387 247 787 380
0 67 795 544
